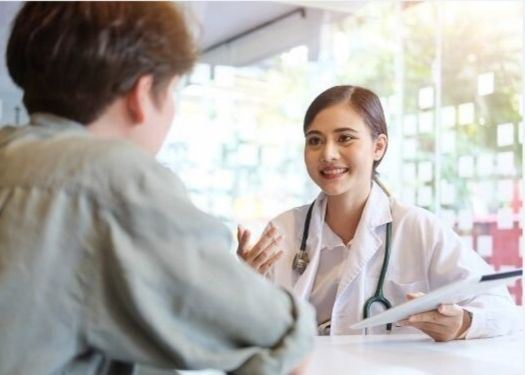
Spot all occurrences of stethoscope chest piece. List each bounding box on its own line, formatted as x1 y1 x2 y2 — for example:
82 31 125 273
292 250 310 275
292 200 316 275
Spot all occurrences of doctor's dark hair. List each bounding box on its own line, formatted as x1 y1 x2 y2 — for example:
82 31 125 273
6 1 196 125
303 85 389 172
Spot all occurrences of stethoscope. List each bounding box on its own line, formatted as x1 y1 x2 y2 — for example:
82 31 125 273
292 185 393 333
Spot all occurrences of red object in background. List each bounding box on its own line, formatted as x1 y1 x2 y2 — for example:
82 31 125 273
486 222 523 305
467 179 523 305
473 218 522 305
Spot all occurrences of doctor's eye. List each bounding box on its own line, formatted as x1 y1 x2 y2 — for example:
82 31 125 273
337 134 356 143
306 136 323 147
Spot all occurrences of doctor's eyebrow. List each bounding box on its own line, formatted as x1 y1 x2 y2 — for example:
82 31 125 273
333 127 359 134
305 127 359 136
305 130 323 137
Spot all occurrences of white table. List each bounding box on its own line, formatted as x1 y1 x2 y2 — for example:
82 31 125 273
306 333 524 375
142 333 523 375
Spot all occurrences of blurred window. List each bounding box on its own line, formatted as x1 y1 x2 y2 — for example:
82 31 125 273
158 1 522 304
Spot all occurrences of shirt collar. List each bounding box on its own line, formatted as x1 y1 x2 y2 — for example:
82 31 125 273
294 181 392 246
30 112 87 132
308 181 392 250
321 221 353 250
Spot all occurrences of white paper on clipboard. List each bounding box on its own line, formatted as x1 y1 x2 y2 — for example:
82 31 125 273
350 269 522 330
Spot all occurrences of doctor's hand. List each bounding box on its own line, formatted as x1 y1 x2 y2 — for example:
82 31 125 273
397 292 472 342
236 224 284 276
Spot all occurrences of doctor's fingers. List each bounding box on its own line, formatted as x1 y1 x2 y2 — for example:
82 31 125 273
405 310 464 339
437 303 464 317
405 292 425 300
407 303 463 324
406 309 445 324
236 226 252 257
251 242 283 269
237 225 250 244
259 250 283 274
246 227 283 262
237 225 250 256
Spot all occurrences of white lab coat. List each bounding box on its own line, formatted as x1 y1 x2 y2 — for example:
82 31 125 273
268 182 521 337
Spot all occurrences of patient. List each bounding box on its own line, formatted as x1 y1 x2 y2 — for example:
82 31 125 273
0 2 314 374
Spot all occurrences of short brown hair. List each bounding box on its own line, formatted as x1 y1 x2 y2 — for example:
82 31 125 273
7 1 196 124
303 85 389 171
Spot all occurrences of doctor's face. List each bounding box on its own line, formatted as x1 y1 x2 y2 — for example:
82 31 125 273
304 102 387 198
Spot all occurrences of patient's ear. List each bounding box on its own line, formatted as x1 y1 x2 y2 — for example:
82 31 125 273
126 75 154 125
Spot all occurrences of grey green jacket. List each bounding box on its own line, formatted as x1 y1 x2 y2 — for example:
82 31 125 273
0 113 315 374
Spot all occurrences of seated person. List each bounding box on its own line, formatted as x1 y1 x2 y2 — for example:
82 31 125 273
238 85 521 341
0 2 315 374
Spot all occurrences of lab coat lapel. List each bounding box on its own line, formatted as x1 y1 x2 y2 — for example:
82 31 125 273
292 194 327 300
336 183 392 298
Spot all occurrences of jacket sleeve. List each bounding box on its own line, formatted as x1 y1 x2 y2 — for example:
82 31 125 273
83 160 316 374
425 214 522 339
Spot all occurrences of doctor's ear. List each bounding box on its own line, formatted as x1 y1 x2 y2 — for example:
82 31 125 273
373 134 388 161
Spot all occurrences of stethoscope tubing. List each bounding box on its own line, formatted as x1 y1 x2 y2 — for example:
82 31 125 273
294 194 393 332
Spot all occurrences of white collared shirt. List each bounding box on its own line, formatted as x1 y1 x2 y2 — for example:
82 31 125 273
309 222 353 326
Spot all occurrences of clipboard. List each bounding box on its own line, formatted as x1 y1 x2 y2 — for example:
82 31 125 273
350 269 522 330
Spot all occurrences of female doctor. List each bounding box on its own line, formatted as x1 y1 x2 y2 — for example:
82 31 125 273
238 85 520 341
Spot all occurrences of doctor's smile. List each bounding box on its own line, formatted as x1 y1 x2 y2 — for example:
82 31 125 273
319 166 350 179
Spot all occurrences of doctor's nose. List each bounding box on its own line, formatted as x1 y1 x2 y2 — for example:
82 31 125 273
320 142 339 162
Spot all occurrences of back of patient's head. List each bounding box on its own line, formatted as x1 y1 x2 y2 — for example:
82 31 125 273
6 2 196 125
